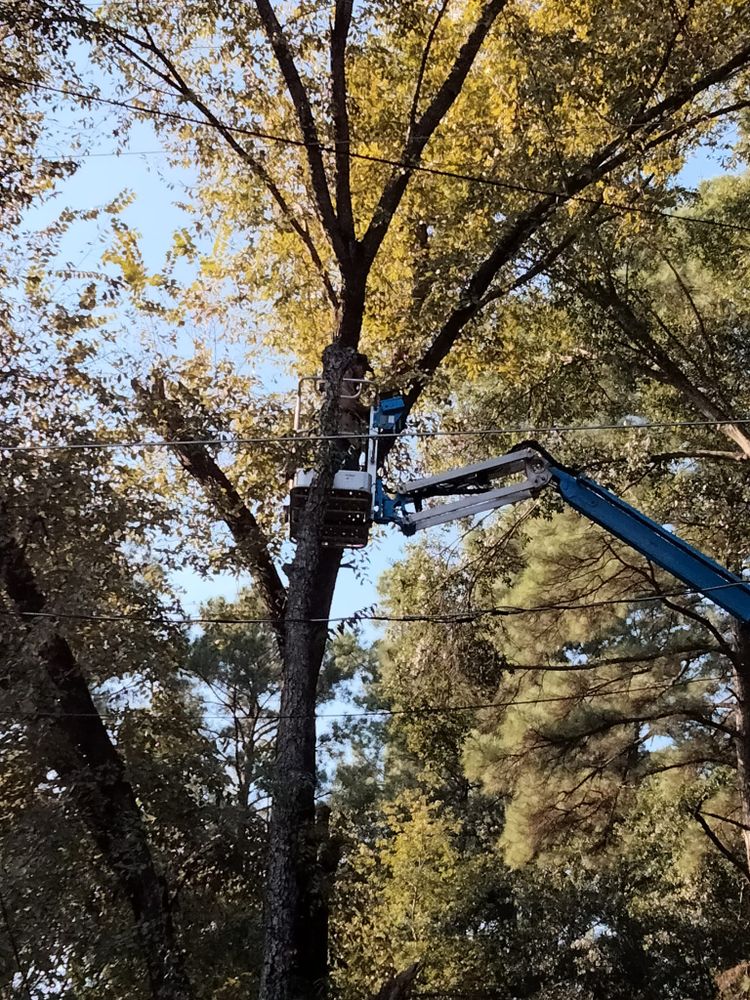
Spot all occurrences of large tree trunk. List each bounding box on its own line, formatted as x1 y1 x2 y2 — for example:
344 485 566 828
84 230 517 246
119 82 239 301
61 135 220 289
260 551 340 1000
0 519 192 1000
260 337 357 1000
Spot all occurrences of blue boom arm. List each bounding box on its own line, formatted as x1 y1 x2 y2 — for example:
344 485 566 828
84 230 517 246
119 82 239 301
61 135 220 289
550 466 750 625
368 410 750 623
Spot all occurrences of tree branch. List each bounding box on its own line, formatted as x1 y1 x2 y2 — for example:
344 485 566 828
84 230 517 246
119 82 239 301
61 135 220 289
623 560 739 661
540 707 736 746
639 0 695 109
515 643 719 672
625 37 750 138
693 804 750 881
659 251 717 375
648 450 748 464
330 0 355 245
701 809 750 833
253 0 347 265
581 282 750 458
477 204 603 308
55 6 337 307
644 754 733 776
361 0 508 265
132 378 287 649
0 881 33 1000
94 16 340 308
380 38 750 445
373 962 421 1000
408 0 451 134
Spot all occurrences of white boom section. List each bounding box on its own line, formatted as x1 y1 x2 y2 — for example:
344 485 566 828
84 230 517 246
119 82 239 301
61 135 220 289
394 449 552 532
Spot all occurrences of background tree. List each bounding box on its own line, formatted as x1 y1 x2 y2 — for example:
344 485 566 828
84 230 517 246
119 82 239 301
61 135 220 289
331 609 749 999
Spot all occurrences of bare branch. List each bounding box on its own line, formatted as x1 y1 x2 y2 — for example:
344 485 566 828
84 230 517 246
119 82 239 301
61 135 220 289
132 378 287 649
694 804 750 881
361 0 508 265
253 0 347 264
330 0 355 245
661 255 710 350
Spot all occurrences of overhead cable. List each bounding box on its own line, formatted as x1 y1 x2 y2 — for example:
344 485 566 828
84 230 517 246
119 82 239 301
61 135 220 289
5 73 750 235
9 673 728 724
3 416 750 454
3 579 749 628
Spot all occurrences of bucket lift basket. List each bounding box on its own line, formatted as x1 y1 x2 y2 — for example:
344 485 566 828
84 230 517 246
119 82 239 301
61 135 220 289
288 469 373 548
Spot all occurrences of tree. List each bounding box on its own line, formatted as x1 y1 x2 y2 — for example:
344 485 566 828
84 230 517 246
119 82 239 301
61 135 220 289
331 625 749 999
4 2 750 997
0 286 194 996
427 170 750 870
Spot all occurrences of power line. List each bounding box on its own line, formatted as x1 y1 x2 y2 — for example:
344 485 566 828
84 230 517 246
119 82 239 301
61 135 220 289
26 147 173 158
5 73 750 236
8 674 728 724
3 579 748 628
3 416 750 454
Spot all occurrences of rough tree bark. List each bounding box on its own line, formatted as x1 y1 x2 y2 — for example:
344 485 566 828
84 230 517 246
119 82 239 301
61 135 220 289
0 512 192 1000
260 338 359 1000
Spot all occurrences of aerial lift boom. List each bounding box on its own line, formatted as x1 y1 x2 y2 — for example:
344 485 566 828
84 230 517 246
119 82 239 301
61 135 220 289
288 391 750 623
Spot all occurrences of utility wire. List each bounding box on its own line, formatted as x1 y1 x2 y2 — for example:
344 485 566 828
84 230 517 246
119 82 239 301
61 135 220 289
3 416 750 454
5 73 750 235
2 579 748 628
26 147 174 158
8 674 728 723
